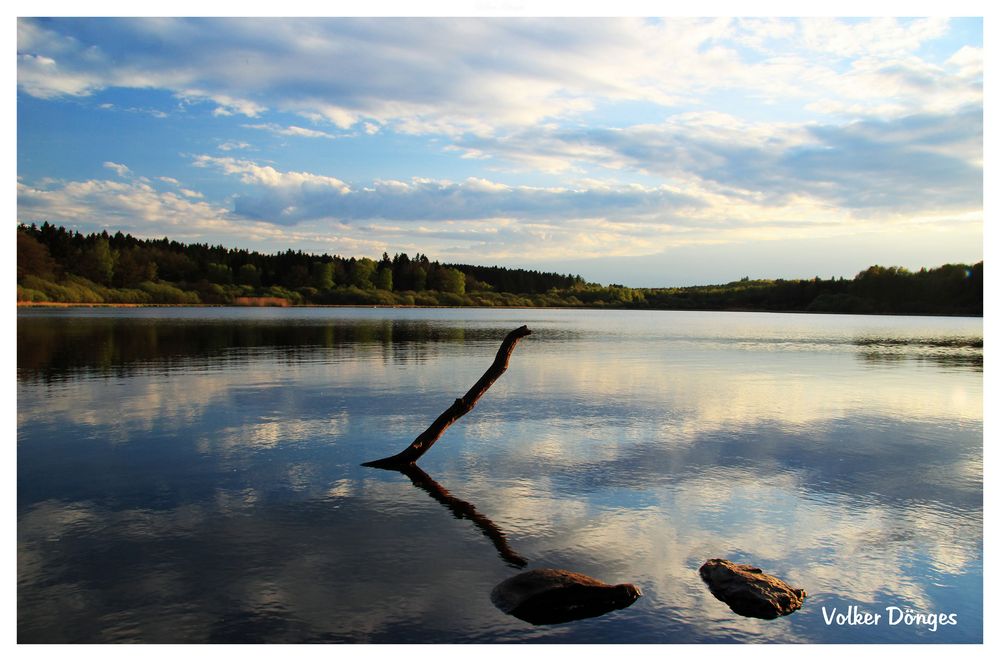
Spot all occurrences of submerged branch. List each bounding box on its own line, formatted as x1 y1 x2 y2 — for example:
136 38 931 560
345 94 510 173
363 325 532 468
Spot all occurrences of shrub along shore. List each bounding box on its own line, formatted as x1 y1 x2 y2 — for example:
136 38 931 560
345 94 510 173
17 223 982 316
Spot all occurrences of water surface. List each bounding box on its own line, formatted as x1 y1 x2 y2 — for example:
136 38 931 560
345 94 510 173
17 307 983 643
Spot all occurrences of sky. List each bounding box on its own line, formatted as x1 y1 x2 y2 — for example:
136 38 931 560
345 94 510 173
15 13 984 286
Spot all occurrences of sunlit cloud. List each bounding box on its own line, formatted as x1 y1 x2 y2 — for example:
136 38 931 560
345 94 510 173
103 161 131 178
455 108 982 212
946 46 983 79
18 177 230 236
16 18 979 132
192 155 351 193
218 141 252 152
15 176 346 251
243 123 340 139
193 155 704 227
797 17 950 58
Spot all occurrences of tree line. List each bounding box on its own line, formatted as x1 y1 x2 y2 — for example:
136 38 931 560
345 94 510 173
16 223 585 307
16 223 981 315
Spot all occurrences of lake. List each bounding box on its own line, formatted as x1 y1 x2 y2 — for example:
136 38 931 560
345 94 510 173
16 307 983 643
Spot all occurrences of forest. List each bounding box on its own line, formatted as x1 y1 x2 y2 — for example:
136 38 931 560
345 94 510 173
16 223 982 316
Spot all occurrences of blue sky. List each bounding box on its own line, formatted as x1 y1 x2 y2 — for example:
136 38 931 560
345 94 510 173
16 15 983 286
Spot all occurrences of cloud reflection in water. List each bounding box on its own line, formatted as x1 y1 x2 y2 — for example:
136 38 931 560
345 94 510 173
17 308 981 642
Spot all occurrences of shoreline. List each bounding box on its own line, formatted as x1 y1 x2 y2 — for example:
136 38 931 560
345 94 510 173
14 301 984 318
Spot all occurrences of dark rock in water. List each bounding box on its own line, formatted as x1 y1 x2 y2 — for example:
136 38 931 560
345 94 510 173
491 568 642 625
699 558 806 619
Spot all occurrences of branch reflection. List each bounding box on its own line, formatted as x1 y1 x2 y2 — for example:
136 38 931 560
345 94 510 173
377 463 528 568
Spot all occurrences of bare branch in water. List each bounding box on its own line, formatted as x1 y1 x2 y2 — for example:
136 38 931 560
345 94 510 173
363 325 532 468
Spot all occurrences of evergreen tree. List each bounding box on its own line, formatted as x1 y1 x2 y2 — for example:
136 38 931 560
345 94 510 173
79 237 115 285
313 261 335 290
375 266 393 291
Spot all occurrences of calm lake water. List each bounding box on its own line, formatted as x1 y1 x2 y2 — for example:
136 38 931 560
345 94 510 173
17 307 983 643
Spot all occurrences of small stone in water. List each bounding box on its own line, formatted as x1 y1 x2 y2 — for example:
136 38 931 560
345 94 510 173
491 568 642 625
699 558 806 619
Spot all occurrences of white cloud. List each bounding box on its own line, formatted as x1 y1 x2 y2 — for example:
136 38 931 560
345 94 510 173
243 123 337 139
103 161 131 178
18 178 227 233
16 52 96 98
15 18 979 134
185 90 266 118
194 155 702 226
193 155 351 193
218 141 251 152
946 45 983 79
455 108 982 212
798 17 950 58
178 137 979 264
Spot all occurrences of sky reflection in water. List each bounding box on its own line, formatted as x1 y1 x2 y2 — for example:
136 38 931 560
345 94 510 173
17 308 982 643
